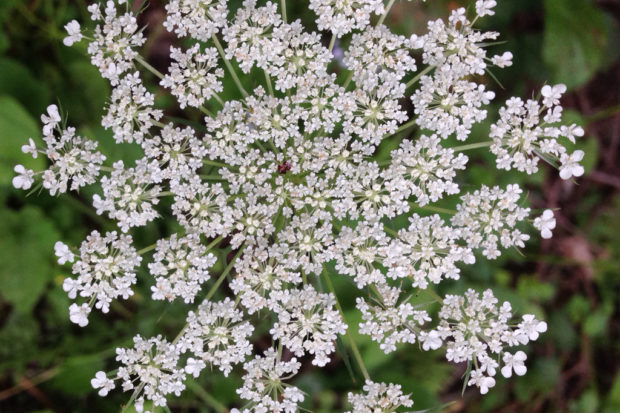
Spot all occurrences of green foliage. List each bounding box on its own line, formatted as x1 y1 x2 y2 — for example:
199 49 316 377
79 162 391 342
543 0 609 90
0 95 45 185
0 205 60 313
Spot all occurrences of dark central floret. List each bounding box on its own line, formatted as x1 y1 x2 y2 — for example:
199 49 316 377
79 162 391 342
277 160 291 174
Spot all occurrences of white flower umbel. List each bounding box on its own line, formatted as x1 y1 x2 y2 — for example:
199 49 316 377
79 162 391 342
164 0 228 41
148 233 217 303
452 184 531 259
357 283 430 353
93 159 162 232
345 380 414 413
161 44 224 109
102 72 163 144
309 0 385 38
13 0 587 409
16 105 106 195
231 247 302 313
384 134 468 206
420 289 546 394
388 214 473 288
234 347 304 413
63 231 141 320
490 84 585 178
86 1 146 85
111 335 186 408
270 285 346 366
177 298 254 376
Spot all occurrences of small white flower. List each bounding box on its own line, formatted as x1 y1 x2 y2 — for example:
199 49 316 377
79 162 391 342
501 351 527 378
41 104 61 136
21 138 38 158
345 380 413 413
559 150 585 180
541 84 567 107
54 241 75 265
519 314 548 341
534 209 556 239
63 20 83 46
12 165 35 190
468 370 496 394
420 330 442 351
91 371 115 396
69 303 90 327
184 358 206 378
492 51 513 68
476 0 497 17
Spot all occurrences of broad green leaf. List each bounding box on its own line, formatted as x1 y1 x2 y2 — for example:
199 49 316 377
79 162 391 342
47 354 104 396
0 95 45 185
543 0 607 89
0 57 50 114
0 205 60 313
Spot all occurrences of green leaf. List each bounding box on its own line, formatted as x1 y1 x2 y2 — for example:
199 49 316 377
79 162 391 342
0 95 45 185
543 0 608 89
0 205 60 313
0 58 51 114
47 354 104 396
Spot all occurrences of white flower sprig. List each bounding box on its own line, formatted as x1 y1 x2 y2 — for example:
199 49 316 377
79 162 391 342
12 0 584 410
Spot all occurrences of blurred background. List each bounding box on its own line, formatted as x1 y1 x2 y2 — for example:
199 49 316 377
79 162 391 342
0 0 618 412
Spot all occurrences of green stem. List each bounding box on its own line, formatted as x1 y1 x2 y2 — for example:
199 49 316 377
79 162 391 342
383 118 416 139
423 288 444 305
264 71 274 96
406 65 434 89
205 246 245 301
202 159 229 169
383 226 399 237
453 141 493 152
409 202 457 215
377 0 396 26
211 34 249 98
198 105 215 118
135 55 164 79
137 243 157 255
205 235 224 251
212 93 224 106
322 269 371 381
186 381 227 413
328 34 336 54
342 71 355 90
281 0 287 22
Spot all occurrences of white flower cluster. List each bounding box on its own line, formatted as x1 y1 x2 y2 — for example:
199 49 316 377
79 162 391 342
345 380 414 413
148 233 217 303
419 289 547 394
86 1 146 85
15 104 105 194
161 44 224 109
114 335 185 409
309 0 385 38
270 286 347 366
451 184 531 259
357 283 430 353
490 84 586 178
61 230 141 326
12 0 587 410
102 71 163 144
178 298 254 376
233 347 304 413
